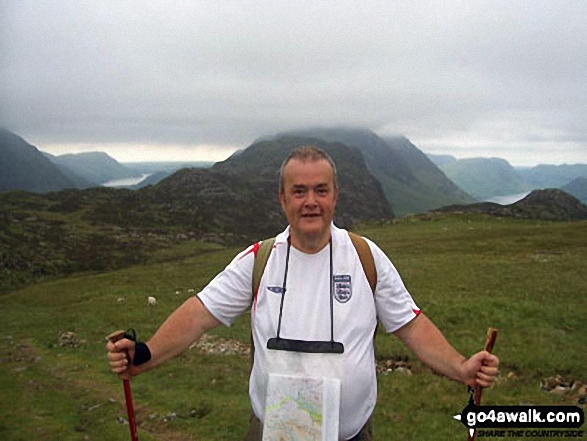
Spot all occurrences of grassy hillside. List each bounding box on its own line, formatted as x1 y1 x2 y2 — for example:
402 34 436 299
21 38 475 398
1 214 586 440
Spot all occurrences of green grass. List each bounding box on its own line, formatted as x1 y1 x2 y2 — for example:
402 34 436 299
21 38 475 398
1 214 586 440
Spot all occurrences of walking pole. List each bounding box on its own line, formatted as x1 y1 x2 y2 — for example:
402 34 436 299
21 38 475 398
468 327 498 441
107 330 140 441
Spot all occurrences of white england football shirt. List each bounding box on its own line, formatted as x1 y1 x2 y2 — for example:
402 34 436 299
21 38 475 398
198 224 419 439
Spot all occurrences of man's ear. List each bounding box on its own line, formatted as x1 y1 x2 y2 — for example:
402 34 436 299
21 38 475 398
278 191 286 211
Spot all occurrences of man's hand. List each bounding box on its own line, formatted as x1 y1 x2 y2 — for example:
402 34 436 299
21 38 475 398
106 338 141 379
105 297 222 380
461 350 500 388
394 314 500 387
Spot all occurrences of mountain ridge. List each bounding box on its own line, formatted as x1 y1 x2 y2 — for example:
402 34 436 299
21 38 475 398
265 127 475 215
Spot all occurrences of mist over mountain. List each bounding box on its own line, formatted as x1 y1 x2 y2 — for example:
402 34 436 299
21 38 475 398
265 127 474 215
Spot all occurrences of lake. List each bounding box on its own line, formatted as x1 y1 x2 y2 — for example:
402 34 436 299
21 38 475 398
485 191 531 205
102 173 152 187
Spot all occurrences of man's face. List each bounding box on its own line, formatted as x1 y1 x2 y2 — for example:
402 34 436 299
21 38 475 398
279 158 339 250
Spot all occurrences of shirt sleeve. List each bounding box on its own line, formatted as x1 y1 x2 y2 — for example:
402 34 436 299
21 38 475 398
365 238 420 333
197 243 257 326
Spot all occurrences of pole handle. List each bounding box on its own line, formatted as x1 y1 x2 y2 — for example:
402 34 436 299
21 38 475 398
106 330 132 379
106 330 128 344
474 327 498 405
468 327 498 441
106 330 139 441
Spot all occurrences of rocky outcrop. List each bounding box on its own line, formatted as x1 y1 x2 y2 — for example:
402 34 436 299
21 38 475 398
435 189 587 221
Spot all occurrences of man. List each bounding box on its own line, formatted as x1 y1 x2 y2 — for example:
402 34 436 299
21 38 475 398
107 146 499 440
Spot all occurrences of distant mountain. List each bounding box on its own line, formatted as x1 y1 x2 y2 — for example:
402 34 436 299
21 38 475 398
210 136 393 234
437 157 531 201
264 128 474 215
517 164 587 189
435 189 587 221
562 177 587 204
49 151 142 184
427 154 458 167
43 152 97 189
0 128 92 193
430 155 587 201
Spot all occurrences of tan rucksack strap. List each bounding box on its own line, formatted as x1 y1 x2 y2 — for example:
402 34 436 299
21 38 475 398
348 232 377 293
252 237 276 302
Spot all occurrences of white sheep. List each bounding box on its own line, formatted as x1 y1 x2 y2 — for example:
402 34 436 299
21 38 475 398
147 296 157 306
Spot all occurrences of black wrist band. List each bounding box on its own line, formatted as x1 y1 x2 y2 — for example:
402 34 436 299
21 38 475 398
133 341 152 366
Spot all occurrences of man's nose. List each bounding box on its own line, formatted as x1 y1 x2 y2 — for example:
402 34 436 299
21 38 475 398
304 190 318 206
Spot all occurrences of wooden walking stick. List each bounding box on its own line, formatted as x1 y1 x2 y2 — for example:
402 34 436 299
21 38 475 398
468 327 498 441
107 330 139 441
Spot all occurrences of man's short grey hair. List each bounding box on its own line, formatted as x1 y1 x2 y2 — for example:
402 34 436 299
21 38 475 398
279 145 338 194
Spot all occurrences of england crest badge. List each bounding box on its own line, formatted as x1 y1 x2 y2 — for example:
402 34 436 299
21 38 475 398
333 275 352 303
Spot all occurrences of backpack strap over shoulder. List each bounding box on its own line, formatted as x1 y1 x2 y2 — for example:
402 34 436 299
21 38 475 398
348 232 377 293
252 237 276 302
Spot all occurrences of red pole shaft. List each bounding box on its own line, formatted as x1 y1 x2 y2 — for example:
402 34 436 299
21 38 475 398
107 330 140 441
123 379 139 441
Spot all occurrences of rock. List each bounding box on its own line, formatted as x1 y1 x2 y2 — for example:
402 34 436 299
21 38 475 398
376 356 413 376
163 412 177 422
190 334 251 356
394 366 413 376
202 233 225 245
59 331 85 348
541 375 586 404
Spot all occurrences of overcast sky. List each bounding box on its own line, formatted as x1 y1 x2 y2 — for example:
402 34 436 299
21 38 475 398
1 1 586 166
